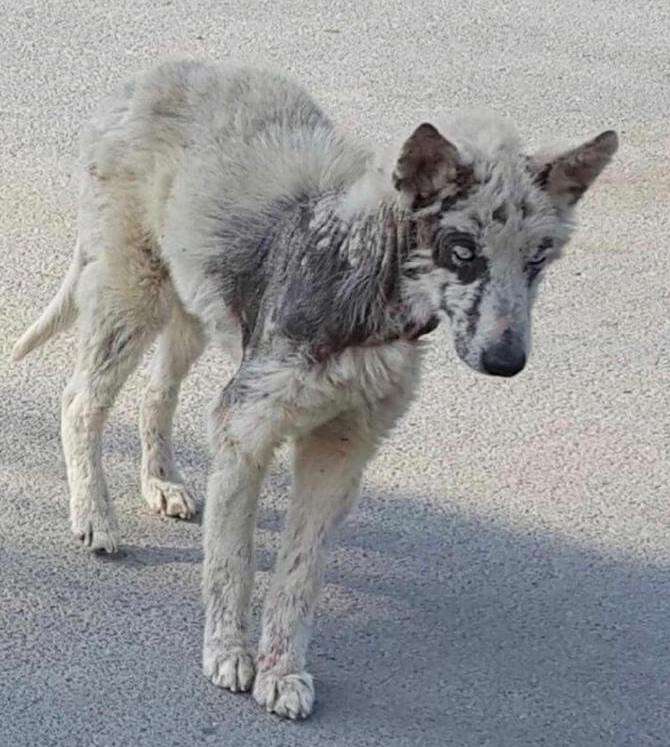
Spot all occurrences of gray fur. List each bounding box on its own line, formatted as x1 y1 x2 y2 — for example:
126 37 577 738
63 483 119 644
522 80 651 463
12 59 618 720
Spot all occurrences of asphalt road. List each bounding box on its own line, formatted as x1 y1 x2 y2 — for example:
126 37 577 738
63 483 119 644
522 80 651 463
1 2 668 745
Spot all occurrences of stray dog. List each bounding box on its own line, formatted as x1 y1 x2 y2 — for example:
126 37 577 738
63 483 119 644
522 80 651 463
13 60 618 719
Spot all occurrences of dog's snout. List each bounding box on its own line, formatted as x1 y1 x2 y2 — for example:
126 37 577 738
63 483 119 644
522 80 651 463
481 341 526 377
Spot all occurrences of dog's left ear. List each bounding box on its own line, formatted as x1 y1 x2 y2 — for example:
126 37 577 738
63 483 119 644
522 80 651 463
393 123 471 208
530 130 619 209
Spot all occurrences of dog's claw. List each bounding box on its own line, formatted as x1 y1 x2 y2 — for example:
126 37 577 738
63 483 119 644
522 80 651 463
143 477 197 520
72 519 120 554
204 648 256 693
253 670 315 720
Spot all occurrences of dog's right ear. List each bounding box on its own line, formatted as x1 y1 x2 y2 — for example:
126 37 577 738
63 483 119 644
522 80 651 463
392 123 468 208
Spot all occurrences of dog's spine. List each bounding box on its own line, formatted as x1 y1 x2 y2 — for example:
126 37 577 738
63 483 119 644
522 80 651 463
11 242 84 361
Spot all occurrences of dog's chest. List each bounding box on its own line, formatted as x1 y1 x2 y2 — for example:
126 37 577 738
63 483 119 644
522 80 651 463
306 339 422 412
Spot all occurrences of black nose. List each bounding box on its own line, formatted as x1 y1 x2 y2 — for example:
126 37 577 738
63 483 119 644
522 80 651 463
481 343 527 377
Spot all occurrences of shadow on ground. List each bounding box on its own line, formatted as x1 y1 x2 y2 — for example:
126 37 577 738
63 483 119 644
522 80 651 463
1 465 667 746
308 496 668 746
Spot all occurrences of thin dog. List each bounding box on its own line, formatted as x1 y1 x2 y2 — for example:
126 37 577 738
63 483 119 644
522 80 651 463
13 60 618 719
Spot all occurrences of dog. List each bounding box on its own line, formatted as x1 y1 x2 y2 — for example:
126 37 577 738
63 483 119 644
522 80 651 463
12 59 618 719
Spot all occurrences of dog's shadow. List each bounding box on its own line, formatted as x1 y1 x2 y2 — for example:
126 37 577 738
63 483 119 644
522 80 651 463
99 488 664 744
279 491 666 744
112 543 202 565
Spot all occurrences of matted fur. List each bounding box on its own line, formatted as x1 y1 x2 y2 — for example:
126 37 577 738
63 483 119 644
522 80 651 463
13 59 617 720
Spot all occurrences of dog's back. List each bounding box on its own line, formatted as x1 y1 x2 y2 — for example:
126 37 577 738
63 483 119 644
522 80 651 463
81 60 366 243
13 60 369 362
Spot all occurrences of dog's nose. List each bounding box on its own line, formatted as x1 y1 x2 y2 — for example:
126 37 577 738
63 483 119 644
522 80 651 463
481 343 526 377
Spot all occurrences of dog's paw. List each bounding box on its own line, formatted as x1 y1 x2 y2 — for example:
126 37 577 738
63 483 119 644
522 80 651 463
72 513 120 554
204 647 256 693
253 670 315 720
143 477 197 519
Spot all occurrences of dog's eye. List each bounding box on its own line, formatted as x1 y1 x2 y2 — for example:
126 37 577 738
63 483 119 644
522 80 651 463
452 244 475 262
434 233 476 267
526 238 553 271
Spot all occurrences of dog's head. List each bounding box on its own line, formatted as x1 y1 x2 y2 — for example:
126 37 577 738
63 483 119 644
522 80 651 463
393 116 618 376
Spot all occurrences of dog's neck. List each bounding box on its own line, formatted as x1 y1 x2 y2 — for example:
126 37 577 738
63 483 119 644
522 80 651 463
303 190 442 357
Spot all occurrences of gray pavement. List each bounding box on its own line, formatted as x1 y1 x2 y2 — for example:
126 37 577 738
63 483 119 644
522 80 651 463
1 2 668 745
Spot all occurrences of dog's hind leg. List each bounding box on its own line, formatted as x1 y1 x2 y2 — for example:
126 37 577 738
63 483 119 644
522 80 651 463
61 261 166 553
140 305 205 519
253 411 377 720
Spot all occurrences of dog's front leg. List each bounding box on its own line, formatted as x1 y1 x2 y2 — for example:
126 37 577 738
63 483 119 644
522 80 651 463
202 391 278 694
253 413 375 719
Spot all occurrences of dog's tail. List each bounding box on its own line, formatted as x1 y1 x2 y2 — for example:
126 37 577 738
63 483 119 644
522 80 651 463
11 242 84 362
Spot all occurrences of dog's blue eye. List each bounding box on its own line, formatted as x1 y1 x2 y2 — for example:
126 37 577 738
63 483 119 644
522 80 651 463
434 232 477 267
452 244 475 262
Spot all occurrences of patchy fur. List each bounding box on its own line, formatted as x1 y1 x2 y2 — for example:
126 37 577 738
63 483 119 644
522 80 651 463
13 60 617 720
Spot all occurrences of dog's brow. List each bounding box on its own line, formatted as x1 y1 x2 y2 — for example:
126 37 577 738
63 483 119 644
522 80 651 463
443 230 477 246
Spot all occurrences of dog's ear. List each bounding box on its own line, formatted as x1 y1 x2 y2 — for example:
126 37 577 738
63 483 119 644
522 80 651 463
529 130 618 209
393 123 469 208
